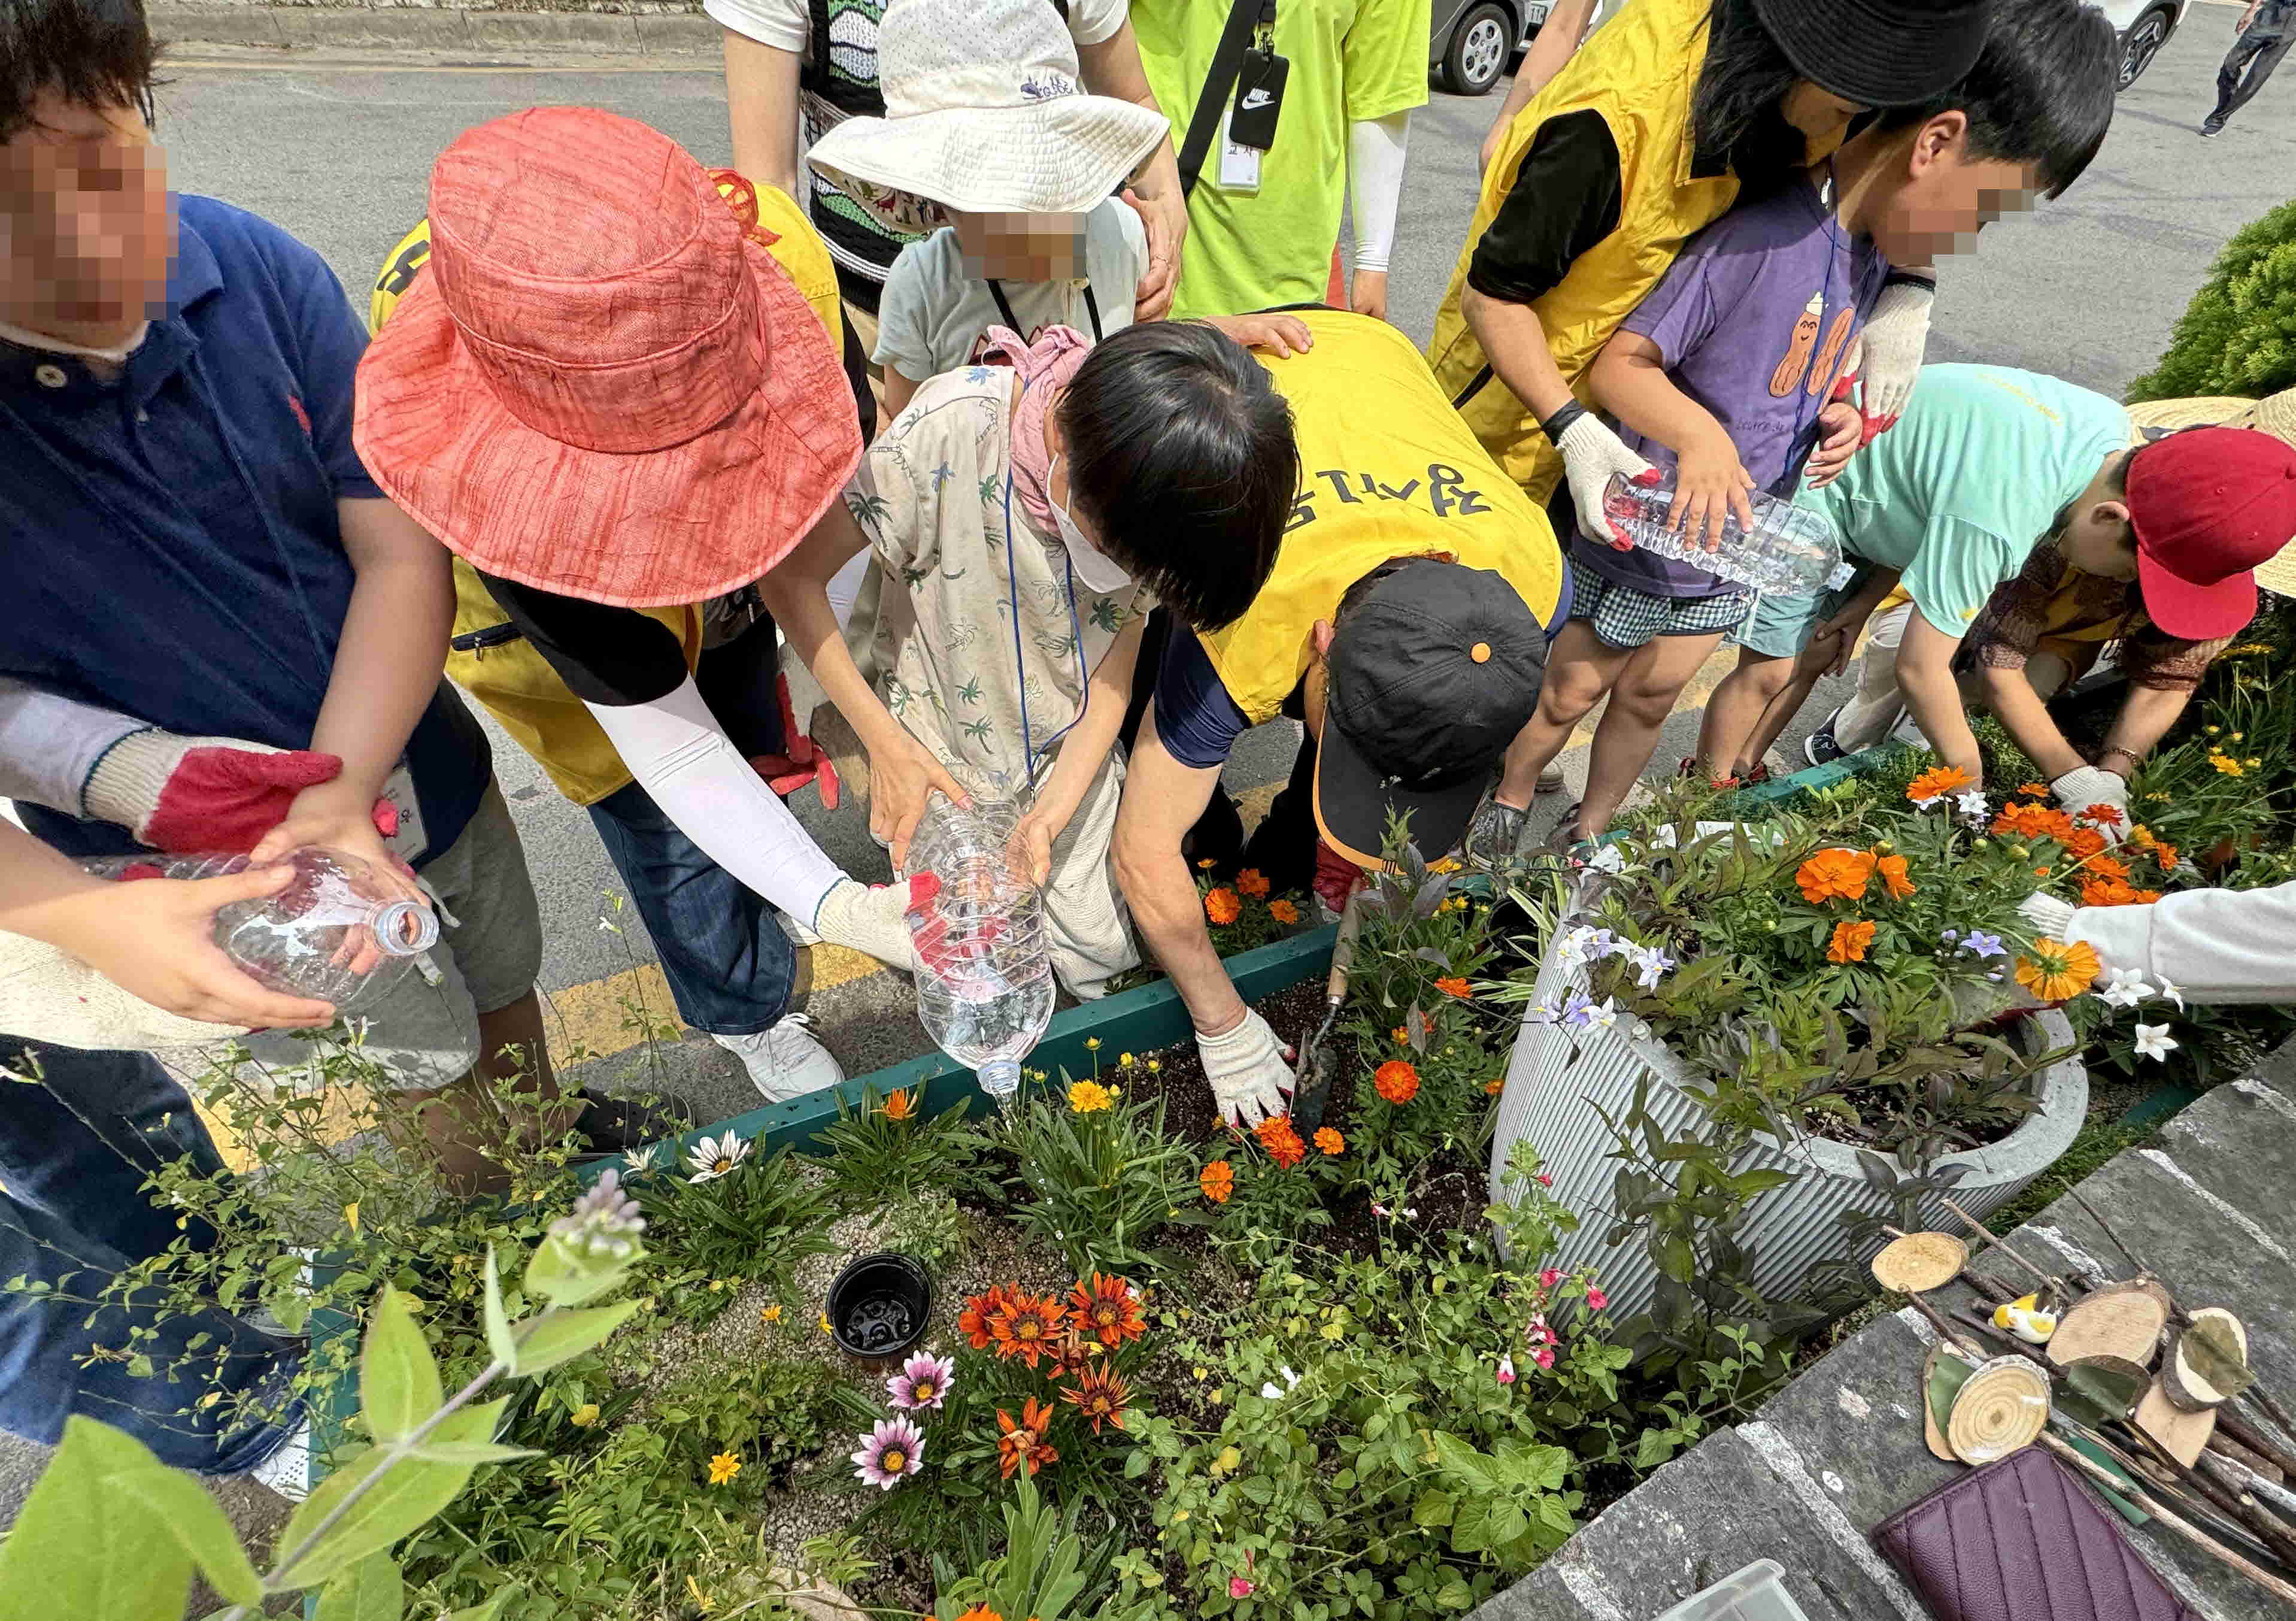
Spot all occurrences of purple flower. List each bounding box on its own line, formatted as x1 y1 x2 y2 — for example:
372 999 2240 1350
1630 944 1675 990
851 1417 926 1489
1959 931 2006 961
886 1350 954 1412
1558 990 1597 1029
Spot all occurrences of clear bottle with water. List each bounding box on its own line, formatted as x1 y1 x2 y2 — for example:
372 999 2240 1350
903 795 1054 1101
84 846 441 1013
1602 471 1847 595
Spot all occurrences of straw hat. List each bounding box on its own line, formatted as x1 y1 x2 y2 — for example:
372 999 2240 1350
2127 387 2296 599
355 108 860 610
804 0 1169 231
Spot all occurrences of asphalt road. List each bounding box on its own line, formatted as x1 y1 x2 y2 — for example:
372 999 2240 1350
134 7 2294 1114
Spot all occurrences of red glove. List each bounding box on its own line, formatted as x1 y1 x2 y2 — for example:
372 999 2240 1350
1312 841 1362 920
1833 371 1895 448
85 730 344 854
749 672 841 808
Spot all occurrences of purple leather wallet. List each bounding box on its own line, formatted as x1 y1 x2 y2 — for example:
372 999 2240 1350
1872 1448 2194 1621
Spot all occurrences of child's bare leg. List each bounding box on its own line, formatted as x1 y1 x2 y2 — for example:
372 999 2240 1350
1743 643 1839 771
1494 620 1634 808
1578 631 1727 834
1698 648 1794 779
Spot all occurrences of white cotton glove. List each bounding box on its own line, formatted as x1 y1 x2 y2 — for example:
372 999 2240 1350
2051 766 2131 843
1857 280 1934 425
2018 892 2079 937
1197 1008 1296 1129
810 877 921 972
0 932 245 1053
1554 412 1656 548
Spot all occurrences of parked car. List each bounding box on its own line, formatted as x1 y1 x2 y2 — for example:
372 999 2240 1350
2099 0 2191 88
1429 0 1603 96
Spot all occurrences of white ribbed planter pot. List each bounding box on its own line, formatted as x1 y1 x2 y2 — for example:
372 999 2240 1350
1487 937 2085 1327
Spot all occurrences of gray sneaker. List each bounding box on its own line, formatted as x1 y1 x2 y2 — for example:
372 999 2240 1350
1465 799 1529 863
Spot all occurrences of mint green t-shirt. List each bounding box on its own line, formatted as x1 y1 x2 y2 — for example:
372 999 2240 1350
1806 363 2131 637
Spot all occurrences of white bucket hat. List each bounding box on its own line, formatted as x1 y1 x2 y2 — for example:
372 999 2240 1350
804 0 1169 232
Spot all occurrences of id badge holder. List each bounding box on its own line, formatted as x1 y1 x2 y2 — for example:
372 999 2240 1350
1220 47 1287 192
375 760 430 865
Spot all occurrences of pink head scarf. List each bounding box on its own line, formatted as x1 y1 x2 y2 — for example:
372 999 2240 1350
983 322 1092 535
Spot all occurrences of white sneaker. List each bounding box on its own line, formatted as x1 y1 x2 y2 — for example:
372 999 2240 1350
713 1013 845 1102
250 1419 313 1502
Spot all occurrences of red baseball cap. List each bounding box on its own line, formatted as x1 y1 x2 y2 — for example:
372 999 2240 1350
2126 425 2296 639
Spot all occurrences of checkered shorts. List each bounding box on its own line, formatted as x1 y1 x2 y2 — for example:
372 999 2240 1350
1569 559 1750 650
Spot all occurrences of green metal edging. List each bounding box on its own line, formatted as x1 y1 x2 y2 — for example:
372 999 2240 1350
577 920 1340 1184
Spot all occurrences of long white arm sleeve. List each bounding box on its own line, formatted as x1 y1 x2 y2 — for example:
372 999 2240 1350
583 677 848 922
2067 880 2296 1007
1346 110 1411 274
0 676 142 814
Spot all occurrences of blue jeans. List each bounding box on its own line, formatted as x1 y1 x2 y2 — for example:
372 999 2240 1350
0 1040 302 1473
586 778 798 1036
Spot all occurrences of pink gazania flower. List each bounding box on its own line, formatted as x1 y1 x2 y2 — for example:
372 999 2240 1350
1537 1268 1561 1290
851 1417 926 1490
1533 1344 1556 1370
1230 1578 1255 1599
886 1350 954 1411
1496 1354 1516 1386
1585 1285 1609 1312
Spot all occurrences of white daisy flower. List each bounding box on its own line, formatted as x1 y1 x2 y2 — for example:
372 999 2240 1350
684 1129 751 1183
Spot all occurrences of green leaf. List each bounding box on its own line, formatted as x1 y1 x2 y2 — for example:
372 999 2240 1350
274 1401 506 1590
443 1596 514 1621
1434 1578 1475 1611
0 1417 195 1620
482 1245 517 1372
522 1234 624 1308
1925 1353 1977 1434
2180 1319 2256 1400
1411 1489 1456 1528
405 1440 541 1465
362 1286 444 1442
314 1552 405 1621
508 1299 644 1375
115 1441 267 1605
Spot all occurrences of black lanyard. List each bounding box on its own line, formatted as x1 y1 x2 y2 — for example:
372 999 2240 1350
986 277 1103 343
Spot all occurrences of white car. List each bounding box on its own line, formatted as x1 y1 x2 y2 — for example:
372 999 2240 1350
2098 0 2192 87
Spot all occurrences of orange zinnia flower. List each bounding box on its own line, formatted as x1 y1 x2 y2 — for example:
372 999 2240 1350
988 1290 1070 1368
2152 841 2179 871
1204 887 1241 926
1434 976 1473 999
1200 1160 1235 1204
1484 1077 1505 1095
1255 1115 1307 1168
1795 847 1875 904
1374 1059 1421 1104
1235 868 1271 899
1267 898 1301 924
2085 853 2130 882
1314 1126 1345 1156
959 1283 1013 1350
2064 826 2107 862
2015 937 2102 1002
2080 877 2140 907
1993 802 2078 844
2132 887 2162 903
2081 802 2125 829
1875 852 1915 900
1827 919 1876 963
995 1399 1060 1478
955 1608 1005 1621
881 1087 917 1121
2013 781 2051 798
1906 765 1975 803
1069 1272 1147 1348
1060 1365 1133 1434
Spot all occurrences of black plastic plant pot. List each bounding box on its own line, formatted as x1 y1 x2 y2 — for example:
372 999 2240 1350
826 1252 933 1367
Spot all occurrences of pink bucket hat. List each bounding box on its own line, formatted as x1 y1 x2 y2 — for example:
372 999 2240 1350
354 107 861 609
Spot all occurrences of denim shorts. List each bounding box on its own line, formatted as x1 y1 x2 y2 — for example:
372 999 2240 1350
1728 562 1885 659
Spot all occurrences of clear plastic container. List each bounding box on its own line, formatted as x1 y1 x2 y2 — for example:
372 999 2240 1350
1647 1560 1812 1621
1602 472 1846 595
85 846 440 1013
902 795 1054 1099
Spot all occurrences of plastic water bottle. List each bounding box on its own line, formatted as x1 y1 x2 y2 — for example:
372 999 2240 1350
903 795 1054 1101
84 846 441 1012
1602 472 1847 595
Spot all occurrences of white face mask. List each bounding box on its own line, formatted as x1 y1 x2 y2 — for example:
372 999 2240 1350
1047 453 1133 593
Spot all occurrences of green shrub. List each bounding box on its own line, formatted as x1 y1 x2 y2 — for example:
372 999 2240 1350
2126 198 2296 401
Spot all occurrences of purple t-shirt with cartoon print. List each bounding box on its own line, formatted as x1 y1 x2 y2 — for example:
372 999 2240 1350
1574 172 1891 599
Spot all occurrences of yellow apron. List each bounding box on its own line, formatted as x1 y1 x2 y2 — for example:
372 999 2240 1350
368 182 843 805
1200 310 1565 723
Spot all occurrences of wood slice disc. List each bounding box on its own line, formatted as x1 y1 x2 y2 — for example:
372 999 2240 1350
1873 1232 1969 1295
1947 1356 2052 1464
2048 1283 2170 1370
2135 1375 2219 1468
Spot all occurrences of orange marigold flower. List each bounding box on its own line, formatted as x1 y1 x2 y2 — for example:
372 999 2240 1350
1993 802 2079 845
2132 887 2162 904
1391 1026 1411 1046
2082 802 2125 829
1875 852 1916 901
881 1087 917 1122
1314 1126 1345 1156
1255 1115 1307 1168
954 1609 1005 1621
1199 1160 1235 1204
1434 976 1473 999
1069 1272 1147 1349
1060 1365 1133 1434
2080 877 2142 908
2152 842 2179 871
1267 898 1301 924
1204 887 1241 926
2013 781 2051 799
959 1283 1013 1351
995 1399 1060 1478
1484 1077 1505 1095
1235 868 1271 899
988 1290 1070 1368
1906 765 1975 802
1374 1059 1421 1105
1826 919 1876 963
2085 853 2130 882
2015 937 2103 1002
1795 847 1875 904
2064 826 2107 862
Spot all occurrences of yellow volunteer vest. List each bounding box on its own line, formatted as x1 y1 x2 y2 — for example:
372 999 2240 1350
368 186 842 805
1427 0 1834 504
1199 310 1565 723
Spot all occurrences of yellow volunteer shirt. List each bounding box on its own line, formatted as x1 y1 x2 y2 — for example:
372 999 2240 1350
1200 309 1564 722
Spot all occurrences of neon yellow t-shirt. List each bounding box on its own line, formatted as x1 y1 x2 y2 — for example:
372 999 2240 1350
1132 0 1429 320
